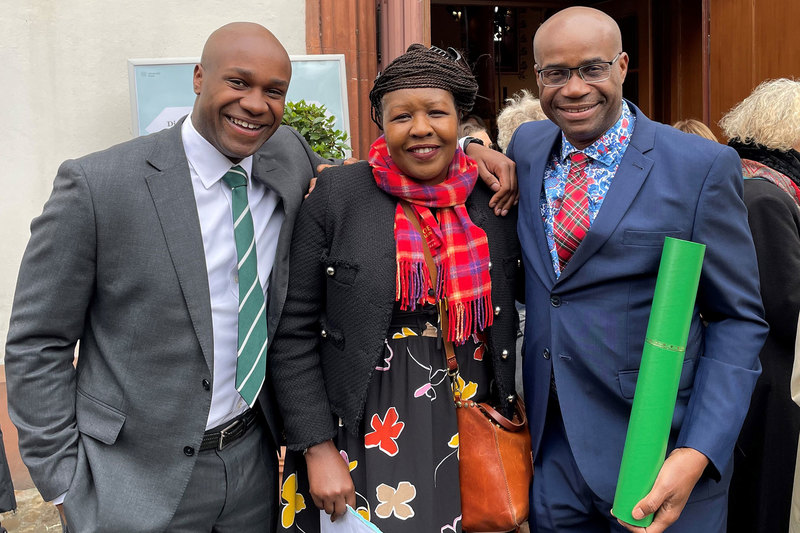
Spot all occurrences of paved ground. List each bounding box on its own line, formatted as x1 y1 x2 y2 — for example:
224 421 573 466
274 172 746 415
0 489 60 532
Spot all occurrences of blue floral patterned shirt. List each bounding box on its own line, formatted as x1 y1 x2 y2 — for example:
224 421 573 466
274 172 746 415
541 100 636 277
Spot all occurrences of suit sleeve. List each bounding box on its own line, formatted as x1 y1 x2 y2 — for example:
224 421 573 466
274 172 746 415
675 147 768 477
269 173 337 451
4 159 97 501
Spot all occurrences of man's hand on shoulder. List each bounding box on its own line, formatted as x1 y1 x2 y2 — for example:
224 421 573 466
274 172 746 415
614 447 709 533
306 158 359 198
465 142 518 216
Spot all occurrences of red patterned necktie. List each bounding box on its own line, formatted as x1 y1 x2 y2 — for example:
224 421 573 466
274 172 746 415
553 152 591 271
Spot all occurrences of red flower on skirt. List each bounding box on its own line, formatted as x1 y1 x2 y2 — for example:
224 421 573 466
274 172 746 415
364 406 405 457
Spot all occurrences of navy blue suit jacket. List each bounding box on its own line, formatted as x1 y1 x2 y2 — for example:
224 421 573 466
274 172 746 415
508 103 768 503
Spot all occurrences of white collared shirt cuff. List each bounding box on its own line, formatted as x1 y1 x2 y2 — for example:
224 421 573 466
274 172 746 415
51 492 66 505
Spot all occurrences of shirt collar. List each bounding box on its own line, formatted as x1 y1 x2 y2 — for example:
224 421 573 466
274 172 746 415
559 100 634 166
182 115 254 190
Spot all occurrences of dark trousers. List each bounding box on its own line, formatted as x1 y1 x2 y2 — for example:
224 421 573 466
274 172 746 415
530 397 728 533
164 417 278 533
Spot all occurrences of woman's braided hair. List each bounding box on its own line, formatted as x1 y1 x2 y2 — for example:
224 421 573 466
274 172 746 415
369 44 479 128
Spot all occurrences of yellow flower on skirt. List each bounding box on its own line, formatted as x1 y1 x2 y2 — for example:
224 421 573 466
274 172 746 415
280 473 307 528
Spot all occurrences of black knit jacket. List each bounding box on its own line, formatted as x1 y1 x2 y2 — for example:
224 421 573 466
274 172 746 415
269 161 522 451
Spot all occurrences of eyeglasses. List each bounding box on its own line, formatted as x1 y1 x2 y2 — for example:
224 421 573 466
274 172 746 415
537 52 622 87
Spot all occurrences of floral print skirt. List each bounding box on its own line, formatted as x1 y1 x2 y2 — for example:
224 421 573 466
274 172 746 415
279 305 491 533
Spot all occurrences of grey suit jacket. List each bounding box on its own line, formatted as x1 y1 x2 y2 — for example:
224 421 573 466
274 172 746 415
4 119 324 532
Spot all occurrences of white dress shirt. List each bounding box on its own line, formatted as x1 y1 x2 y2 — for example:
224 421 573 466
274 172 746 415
182 116 284 429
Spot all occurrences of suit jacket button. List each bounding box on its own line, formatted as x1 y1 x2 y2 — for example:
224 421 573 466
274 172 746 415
488 261 493 271
507 395 515 403
501 349 509 360
202 379 210 390
321 329 327 338
326 266 335 276
428 288 435 297
494 306 502 316
550 295 561 307
184 446 195 456
543 348 551 360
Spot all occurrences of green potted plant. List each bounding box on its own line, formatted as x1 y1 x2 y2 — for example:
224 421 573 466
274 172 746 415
281 100 350 159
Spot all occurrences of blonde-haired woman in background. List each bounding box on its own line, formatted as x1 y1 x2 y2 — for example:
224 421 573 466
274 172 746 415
495 90 547 153
672 118 719 143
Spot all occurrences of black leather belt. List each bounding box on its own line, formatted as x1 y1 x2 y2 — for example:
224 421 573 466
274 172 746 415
200 409 258 451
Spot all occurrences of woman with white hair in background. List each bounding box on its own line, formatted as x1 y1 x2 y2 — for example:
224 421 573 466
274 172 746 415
495 90 547 153
720 77 800 533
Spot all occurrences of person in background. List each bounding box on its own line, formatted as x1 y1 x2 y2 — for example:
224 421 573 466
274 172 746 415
269 44 521 533
791 314 800 533
672 118 719 143
719 77 800 533
496 89 548 153
460 121 495 150
466 6 767 532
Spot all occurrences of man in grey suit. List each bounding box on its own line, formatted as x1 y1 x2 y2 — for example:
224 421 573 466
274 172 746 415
5 22 327 532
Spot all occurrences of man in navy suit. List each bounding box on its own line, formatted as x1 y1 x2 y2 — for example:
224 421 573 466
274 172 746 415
469 6 767 533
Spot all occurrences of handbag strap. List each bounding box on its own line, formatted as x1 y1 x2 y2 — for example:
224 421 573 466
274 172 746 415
478 397 528 432
399 201 459 378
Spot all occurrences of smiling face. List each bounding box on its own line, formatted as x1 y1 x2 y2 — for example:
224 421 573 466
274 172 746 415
381 88 459 184
534 8 628 149
191 23 291 163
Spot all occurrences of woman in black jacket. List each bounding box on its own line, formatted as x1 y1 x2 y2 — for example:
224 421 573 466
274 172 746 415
269 45 522 533
720 78 800 533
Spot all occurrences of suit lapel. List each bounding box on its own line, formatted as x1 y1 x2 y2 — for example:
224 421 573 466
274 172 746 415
556 104 655 285
144 122 214 371
524 128 560 288
251 151 302 348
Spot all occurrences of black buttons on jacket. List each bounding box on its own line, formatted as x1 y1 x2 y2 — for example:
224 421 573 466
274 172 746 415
428 288 436 297
543 348 551 360
184 446 195 456
202 379 210 391
550 295 561 307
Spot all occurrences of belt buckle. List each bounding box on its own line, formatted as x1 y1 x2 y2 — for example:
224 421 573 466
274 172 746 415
218 418 241 451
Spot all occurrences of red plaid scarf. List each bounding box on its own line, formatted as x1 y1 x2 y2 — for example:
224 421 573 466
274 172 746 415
369 135 493 345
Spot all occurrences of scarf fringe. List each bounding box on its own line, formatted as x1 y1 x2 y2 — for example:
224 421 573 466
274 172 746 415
397 260 429 310
397 257 493 345
448 293 494 345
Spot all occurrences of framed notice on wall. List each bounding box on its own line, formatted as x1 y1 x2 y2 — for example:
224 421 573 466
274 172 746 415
128 54 350 139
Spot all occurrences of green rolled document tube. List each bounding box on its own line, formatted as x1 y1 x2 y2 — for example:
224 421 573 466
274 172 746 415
612 237 706 527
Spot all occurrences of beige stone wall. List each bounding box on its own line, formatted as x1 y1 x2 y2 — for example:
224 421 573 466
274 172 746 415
0 1 306 358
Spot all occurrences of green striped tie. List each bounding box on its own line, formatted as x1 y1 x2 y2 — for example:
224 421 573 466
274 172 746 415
222 165 268 407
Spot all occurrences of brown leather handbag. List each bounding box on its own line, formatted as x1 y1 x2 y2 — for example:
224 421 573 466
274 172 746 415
401 201 533 532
